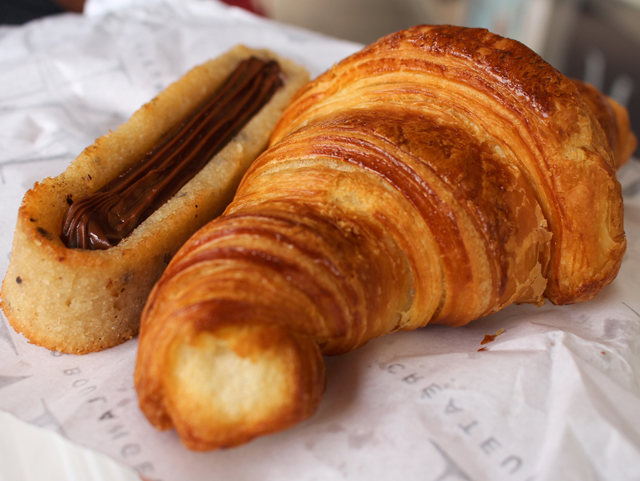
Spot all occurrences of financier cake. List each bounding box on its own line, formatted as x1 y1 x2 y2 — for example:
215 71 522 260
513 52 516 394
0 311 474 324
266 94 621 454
0 45 309 354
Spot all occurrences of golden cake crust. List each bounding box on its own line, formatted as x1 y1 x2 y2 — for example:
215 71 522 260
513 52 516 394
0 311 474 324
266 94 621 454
0 45 309 354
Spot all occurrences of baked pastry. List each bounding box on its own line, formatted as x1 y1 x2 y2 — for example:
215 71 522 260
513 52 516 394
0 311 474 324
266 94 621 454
0 45 309 354
571 78 636 168
134 26 633 450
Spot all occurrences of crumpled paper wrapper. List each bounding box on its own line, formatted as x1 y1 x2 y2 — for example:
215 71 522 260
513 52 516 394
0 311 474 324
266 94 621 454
1 2 640 480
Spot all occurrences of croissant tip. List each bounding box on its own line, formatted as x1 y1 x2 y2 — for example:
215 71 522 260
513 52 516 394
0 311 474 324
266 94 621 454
144 321 324 450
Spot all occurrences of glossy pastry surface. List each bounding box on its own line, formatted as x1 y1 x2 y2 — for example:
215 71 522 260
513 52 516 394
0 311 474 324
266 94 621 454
135 25 632 450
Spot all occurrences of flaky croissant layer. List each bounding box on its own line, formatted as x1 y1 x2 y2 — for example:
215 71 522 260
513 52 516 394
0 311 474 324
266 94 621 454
135 25 634 450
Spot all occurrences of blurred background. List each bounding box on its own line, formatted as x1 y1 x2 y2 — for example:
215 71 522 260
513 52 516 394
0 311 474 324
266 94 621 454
1 0 639 153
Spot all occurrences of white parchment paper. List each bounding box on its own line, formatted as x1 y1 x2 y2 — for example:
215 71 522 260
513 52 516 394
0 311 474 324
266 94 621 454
1 2 640 480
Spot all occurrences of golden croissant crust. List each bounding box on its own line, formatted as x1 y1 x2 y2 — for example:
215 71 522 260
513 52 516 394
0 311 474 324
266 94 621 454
135 25 632 450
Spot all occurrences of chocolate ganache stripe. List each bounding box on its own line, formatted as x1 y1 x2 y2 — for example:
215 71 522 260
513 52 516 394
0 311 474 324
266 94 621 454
61 57 284 250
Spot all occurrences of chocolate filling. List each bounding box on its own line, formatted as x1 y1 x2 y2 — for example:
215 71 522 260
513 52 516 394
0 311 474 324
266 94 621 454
61 56 284 250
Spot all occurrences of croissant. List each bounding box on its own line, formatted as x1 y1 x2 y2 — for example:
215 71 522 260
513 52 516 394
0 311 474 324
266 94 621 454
135 25 634 450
